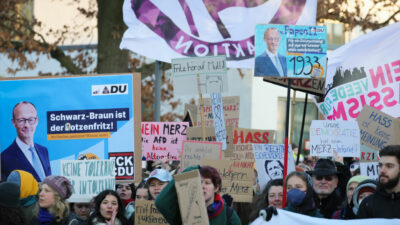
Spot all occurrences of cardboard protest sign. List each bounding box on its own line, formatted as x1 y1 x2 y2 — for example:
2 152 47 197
172 56 227 95
186 127 233 152
360 162 380 180
356 105 400 151
253 144 295 191
189 96 240 128
134 200 168 225
174 170 209 225
181 141 222 171
108 152 134 180
310 120 360 157
224 144 255 162
61 160 115 202
141 122 189 161
210 93 227 150
202 159 254 202
254 24 327 78
0 74 142 182
233 128 275 145
263 77 325 96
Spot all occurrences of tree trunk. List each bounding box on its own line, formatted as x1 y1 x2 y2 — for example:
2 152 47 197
97 0 129 73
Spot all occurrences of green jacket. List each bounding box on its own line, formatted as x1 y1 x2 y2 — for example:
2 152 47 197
155 165 242 225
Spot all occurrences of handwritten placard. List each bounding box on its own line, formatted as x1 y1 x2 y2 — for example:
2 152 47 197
142 122 189 160
172 56 228 95
356 105 400 151
224 144 255 162
252 144 295 191
134 200 168 225
233 128 275 144
181 141 222 171
202 159 254 202
360 162 380 180
174 170 209 225
360 144 380 162
190 96 240 128
310 120 360 157
210 93 227 150
61 160 115 202
186 127 233 152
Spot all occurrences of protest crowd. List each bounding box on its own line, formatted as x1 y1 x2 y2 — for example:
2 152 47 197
1 144 400 225
1 1 400 225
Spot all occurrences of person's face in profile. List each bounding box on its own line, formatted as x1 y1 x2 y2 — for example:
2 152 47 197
267 161 283 179
12 103 38 144
265 29 281 54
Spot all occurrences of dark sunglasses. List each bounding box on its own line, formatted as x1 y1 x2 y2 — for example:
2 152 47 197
315 175 333 181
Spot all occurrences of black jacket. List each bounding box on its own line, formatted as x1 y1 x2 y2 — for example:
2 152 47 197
357 187 400 219
316 189 344 218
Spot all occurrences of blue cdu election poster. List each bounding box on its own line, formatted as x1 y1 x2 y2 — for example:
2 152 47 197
0 74 142 182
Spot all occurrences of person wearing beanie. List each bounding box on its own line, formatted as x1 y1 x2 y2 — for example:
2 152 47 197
0 182 28 225
352 179 377 215
7 170 40 222
31 175 73 225
332 175 369 219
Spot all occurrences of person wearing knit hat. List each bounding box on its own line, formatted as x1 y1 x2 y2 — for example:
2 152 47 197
7 170 40 222
31 175 73 225
352 179 377 215
0 182 28 225
332 175 369 219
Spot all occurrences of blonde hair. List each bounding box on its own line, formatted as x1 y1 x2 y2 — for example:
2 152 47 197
34 184 69 222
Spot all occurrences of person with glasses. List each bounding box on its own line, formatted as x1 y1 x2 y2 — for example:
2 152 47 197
255 27 287 77
307 158 344 218
1 101 51 182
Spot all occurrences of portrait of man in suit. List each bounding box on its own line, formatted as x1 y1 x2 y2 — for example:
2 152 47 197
255 27 287 77
1 101 51 182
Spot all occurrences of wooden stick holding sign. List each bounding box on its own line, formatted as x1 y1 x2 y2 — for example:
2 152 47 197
197 74 206 141
175 170 209 225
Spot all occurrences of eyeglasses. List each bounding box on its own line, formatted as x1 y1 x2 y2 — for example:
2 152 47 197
14 117 37 125
315 175 333 181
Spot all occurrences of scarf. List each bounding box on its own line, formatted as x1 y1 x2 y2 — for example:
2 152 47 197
207 193 224 220
289 184 317 215
38 208 55 225
121 198 134 207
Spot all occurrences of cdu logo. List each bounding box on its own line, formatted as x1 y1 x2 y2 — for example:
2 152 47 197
92 84 128 96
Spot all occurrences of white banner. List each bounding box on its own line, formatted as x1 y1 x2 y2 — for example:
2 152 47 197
250 209 400 225
315 22 400 120
121 0 317 68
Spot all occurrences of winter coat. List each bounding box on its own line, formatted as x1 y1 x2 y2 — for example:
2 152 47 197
155 165 242 225
68 212 88 225
315 189 344 218
357 187 400 219
30 216 69 225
